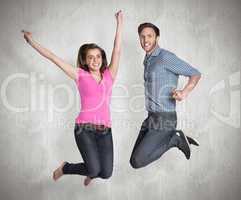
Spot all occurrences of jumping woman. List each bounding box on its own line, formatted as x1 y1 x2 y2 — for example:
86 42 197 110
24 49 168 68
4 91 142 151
22 10 123 186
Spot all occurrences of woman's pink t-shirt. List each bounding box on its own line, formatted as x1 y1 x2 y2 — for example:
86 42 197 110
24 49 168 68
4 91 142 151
75 67 114 127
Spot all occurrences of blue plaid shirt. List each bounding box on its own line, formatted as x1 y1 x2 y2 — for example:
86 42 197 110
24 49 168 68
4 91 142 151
144 45 201 112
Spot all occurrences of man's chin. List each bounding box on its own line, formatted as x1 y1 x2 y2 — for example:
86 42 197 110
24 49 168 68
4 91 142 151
143 47 150 52
146 46 157 54
145 48 154 54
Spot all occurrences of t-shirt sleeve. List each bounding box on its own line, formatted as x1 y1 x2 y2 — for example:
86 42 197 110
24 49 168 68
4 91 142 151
105 68 115 83
163 51 201 77
74 67 85 84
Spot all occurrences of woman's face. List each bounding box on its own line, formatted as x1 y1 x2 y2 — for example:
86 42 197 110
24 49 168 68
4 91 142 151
85 48 103 72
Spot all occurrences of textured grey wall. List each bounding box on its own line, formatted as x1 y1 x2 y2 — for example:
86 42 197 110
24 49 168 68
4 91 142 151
0 0 240 199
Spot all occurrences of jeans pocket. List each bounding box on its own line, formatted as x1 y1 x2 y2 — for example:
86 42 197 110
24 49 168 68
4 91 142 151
74 124 84 136
102 129 112 136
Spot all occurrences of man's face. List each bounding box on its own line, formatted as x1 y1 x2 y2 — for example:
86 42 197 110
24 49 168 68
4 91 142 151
139 27 159 54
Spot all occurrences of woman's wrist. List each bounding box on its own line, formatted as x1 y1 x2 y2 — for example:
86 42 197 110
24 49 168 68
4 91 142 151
28 38 34 46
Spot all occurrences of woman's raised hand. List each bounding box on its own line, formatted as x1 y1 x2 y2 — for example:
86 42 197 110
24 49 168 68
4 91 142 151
21 30 33 43
115 10 123 25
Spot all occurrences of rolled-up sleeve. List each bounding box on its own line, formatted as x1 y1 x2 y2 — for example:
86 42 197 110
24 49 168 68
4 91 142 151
163 52 201 77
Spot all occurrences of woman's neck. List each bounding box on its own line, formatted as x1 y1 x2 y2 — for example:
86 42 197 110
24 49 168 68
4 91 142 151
90 70 101 76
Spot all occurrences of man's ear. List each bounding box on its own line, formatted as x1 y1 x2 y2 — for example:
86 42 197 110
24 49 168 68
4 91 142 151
156 36 160 42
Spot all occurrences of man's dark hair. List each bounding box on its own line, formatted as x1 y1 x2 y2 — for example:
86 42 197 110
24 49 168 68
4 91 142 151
138 23 160 37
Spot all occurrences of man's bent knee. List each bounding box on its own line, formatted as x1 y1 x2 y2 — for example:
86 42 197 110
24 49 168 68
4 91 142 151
130 155 146 169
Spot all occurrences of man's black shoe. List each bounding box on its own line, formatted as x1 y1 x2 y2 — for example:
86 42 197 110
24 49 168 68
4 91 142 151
176 130 191 160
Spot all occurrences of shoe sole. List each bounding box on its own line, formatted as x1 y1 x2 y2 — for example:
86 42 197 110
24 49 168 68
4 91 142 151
190 137 199 146
178 131 191 159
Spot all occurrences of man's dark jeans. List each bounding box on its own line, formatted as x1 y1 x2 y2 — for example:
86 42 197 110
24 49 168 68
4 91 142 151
130 111 181 168
63 123 113 179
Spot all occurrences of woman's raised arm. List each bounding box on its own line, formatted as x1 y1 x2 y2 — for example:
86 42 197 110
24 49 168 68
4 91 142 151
108 10 123 80
21 30 78 80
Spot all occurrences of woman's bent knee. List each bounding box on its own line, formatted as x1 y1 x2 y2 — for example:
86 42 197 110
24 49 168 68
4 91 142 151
88 166 101 178
99 169 113 179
